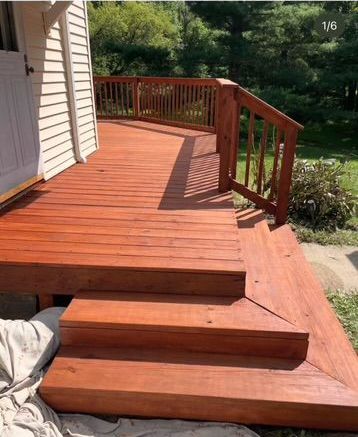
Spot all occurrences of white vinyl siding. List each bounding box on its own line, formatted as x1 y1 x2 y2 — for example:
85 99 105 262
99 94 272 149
22 2 76 179
68 1 98 158
21 1 98 179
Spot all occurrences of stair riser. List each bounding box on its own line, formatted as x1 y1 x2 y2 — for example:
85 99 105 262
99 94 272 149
61 327 308 360
0 265 245 296
41 390 358 431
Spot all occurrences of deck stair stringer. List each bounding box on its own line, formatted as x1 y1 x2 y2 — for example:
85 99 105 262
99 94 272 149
237 208 358 391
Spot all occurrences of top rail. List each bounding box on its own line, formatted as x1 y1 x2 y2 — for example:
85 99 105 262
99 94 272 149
238 87 304 131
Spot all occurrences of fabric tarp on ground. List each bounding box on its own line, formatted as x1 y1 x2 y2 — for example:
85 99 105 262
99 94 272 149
0 307 258 437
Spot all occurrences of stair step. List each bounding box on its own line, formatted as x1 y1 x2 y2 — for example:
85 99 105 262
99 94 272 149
60 291 309 359
40 346 358 431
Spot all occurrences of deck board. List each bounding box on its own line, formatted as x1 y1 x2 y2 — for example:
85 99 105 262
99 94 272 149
0 121 245 293
1 120 357 428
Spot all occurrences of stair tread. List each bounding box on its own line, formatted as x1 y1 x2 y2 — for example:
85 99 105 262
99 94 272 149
41 346 358 408
61 291 308 339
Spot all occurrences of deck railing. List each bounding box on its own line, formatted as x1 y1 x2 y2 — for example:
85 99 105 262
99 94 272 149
216 80 303 224
94 76 303 224
94 76 218 132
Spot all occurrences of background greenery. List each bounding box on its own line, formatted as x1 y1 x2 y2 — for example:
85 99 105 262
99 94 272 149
89 1 357 240
89 1 357 122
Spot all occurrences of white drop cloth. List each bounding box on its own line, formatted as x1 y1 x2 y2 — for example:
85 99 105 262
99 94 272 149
0 308 258 437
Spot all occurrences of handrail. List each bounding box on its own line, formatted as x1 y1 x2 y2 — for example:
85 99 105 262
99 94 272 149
238 87 303 131
217 81 303 224
93 75 303 224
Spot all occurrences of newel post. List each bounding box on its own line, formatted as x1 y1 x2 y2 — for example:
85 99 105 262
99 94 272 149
216 80 239 193
133 78 140 119
275 126 299 225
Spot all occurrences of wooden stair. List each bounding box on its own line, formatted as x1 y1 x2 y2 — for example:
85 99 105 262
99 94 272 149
39 208 358 431
59 291 309 359
41 346 358 431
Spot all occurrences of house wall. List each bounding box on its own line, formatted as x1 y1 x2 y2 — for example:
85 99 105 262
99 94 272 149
67 1 98 158
21 1 97 180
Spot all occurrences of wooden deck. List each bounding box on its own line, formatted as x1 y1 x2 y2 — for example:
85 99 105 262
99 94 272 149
0 121 357 430
0 121 245 295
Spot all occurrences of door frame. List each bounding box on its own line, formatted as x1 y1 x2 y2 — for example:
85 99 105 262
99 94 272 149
0 2 44 205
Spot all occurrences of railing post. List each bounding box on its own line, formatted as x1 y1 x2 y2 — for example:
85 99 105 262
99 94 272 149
216 80 239 193
133 77 140 119
275 126 298 225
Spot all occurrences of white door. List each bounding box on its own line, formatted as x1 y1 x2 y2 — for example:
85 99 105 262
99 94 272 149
0 2 42 202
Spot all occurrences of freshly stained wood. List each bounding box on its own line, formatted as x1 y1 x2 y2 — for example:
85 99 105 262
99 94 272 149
0 121 245 294
62 291 307 339
237 209 358 391
2 120 358 429
40 346 358 431
60 291 309 359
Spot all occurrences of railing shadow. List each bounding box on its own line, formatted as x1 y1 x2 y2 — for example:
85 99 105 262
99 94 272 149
158 132 234 211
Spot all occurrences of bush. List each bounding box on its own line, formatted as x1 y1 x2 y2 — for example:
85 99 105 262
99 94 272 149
288 159 356 230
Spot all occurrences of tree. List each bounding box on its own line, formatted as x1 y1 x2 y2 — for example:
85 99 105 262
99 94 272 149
188 2 273 82
88 2 179 76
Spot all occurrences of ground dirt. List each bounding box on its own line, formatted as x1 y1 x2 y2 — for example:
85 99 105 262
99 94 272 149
301 243 358 293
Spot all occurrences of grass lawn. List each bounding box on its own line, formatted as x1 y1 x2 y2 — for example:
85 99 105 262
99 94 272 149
328 291 358 350
234 120 357 244
235 121 357 193
298 122 357 196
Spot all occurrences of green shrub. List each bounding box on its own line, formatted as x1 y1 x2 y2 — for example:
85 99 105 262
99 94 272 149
288 159 356 230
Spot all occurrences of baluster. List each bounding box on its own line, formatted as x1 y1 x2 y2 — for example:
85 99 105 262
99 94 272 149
114 82 119 117
163 84 168 120
203 86 208 127
169 84 172 120
150 83 153 116
194 85 198 124
142 83 146 116
188 85 192 125
257 120 269 195
166 84 170 120
192 85 196 124
126 82 130 116
180 84 184 120
156 83 159 118
244 111 255 187
175 84 180 121
209 86 215 128
172 84 176 121
276 126 298 224
119 82 123 116
200 85 203 125
197 85 200 126
104 82 108 117
98 82 103 116
133 79 140 118
109 82 113 117
269 128 283 201
230 102 241 180
159 84 163 119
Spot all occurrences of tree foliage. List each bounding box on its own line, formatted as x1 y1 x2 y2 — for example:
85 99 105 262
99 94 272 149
88 1 358 123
